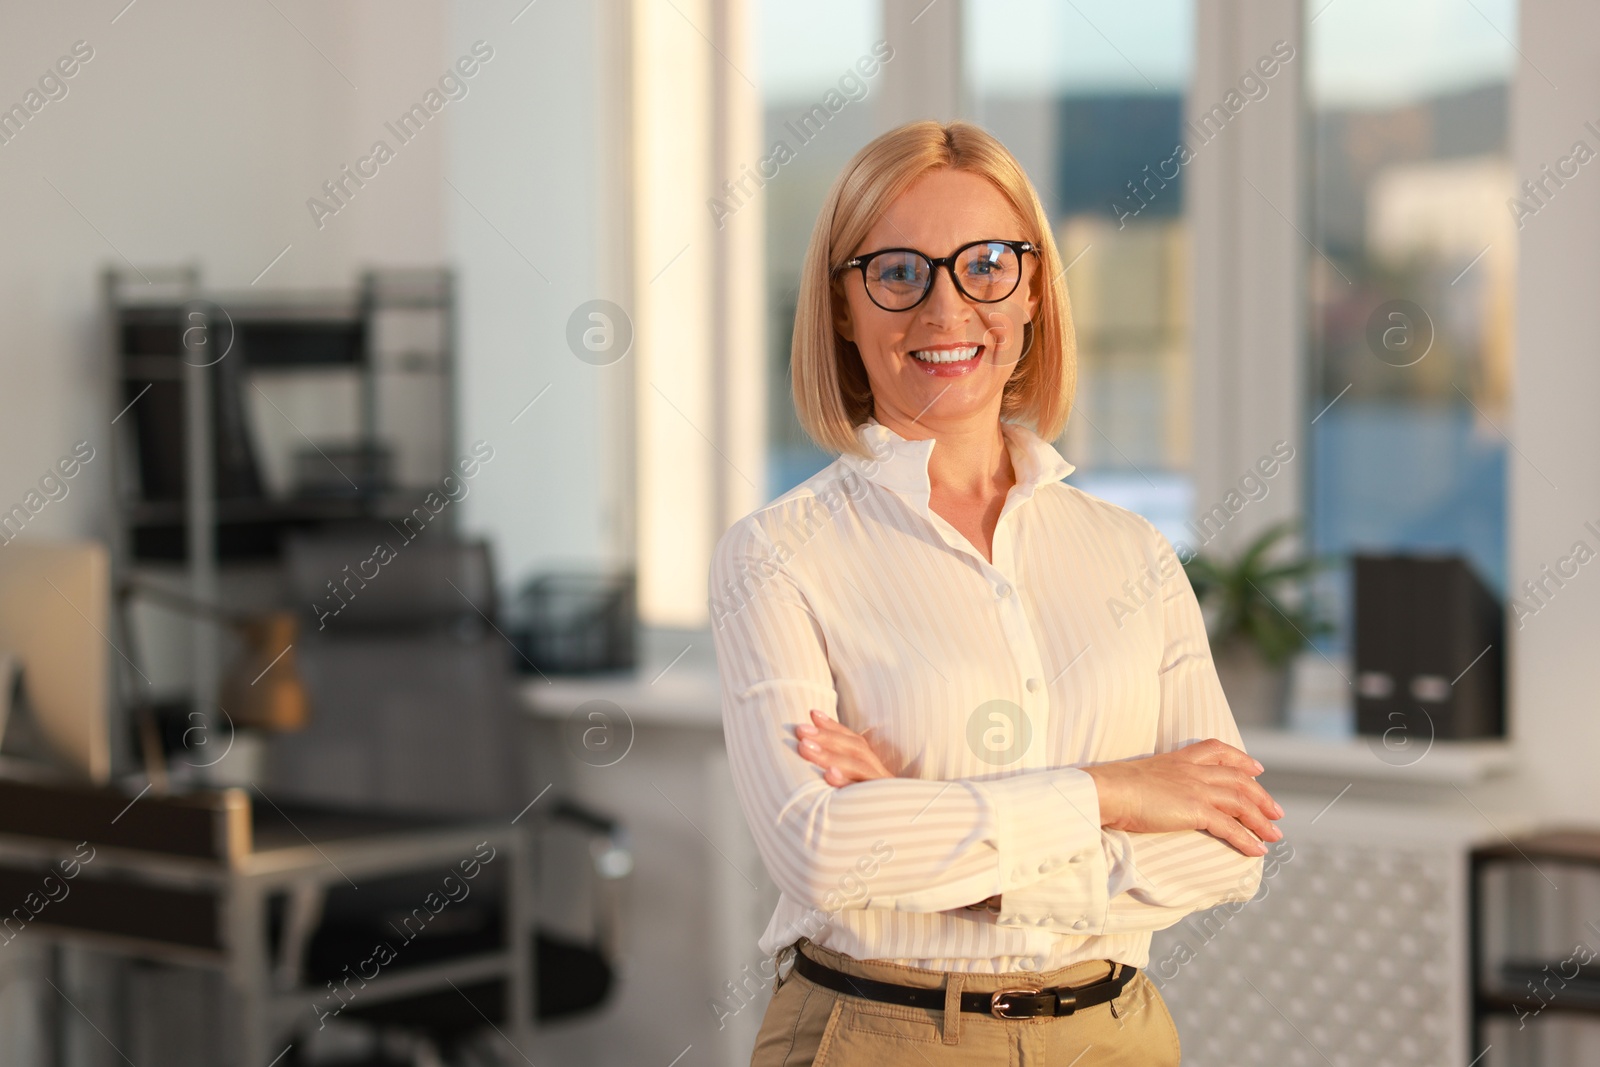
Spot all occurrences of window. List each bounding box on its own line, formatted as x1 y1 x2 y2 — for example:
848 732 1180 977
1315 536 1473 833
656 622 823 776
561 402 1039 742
1305 0 1517 650
759 0 885 497
965 0 1197 544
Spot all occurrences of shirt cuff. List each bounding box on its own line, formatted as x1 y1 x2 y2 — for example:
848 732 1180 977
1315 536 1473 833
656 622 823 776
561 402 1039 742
978 767 1110 935
1100 827 1152 898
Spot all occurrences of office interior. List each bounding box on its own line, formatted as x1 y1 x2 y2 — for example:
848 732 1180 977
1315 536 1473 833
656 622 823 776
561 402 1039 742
0 0 1597 1064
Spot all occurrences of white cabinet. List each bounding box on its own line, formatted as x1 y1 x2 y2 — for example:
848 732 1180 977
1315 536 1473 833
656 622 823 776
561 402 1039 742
1152 791 1526 1066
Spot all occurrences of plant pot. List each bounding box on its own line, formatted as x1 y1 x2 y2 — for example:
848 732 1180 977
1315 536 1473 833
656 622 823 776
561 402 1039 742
1210 639 1291 730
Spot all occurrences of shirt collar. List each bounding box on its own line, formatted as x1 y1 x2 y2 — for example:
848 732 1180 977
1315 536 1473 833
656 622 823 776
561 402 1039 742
840 415 1075 501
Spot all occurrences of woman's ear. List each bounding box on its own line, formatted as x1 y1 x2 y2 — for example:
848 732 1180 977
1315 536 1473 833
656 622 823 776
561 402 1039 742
1023 253 1043 323
831 279 856 343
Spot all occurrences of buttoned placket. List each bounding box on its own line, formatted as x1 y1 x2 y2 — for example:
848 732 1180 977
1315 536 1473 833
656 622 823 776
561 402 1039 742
844 419 1067 772
960 494 1065 967
839 422 1100 967
913 483 1054 774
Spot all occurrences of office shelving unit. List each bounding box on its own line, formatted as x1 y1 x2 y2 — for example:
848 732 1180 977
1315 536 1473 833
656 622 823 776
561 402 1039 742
104 264 456 769
106 265 457 563
1470 829 1600 1063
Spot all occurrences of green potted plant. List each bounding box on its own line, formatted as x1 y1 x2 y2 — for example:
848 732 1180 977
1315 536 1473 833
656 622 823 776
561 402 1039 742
1182 518 1336 729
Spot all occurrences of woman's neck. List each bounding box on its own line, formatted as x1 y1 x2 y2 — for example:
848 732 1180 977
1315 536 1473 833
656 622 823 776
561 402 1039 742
873 407 1014 499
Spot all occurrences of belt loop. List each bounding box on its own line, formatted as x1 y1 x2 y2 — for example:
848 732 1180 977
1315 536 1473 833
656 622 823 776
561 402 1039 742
773 940 800 994
941 972 965 1045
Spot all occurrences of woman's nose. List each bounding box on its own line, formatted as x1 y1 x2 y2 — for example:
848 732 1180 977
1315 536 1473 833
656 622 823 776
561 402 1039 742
918 267 970 328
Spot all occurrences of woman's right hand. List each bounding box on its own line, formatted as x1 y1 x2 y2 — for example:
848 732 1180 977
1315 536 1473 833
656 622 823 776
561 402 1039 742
1082 739 1284 857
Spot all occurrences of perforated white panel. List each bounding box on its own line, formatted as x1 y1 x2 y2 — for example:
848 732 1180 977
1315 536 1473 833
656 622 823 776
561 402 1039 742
1146 801 1482 1067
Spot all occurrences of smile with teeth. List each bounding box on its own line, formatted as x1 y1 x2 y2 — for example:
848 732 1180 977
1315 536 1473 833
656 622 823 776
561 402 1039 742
910 345 982 364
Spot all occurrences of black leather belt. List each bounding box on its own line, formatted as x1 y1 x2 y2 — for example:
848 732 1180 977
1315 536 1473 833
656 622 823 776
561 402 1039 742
792 948 1138 1020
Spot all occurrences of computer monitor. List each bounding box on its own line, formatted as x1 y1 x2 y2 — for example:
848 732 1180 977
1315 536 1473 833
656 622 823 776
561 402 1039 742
0 541 112 783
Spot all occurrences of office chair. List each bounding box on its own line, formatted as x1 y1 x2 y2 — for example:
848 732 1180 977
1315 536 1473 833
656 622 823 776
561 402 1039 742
268 531 629 1063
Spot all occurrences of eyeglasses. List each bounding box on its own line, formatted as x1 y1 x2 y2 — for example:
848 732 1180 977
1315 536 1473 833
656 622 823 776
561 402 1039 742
832 239 1036 313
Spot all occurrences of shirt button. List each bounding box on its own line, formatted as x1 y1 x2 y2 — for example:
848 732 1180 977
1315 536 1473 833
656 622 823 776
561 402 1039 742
1025 677 1041 693
1068 852 1084 864
996 583 1012 598
1072 918 1088 930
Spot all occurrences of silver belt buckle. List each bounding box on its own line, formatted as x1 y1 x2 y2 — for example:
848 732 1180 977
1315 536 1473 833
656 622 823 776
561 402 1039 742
989 986 1042 1019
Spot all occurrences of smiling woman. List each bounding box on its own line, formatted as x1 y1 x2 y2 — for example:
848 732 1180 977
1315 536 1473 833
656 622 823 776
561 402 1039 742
711 121 1284 1066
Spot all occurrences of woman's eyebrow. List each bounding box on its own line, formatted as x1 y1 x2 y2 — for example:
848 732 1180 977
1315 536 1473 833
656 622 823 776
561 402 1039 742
857 236 1016 256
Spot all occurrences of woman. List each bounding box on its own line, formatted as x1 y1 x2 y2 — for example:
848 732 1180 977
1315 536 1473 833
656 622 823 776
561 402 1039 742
709 120 1284 1066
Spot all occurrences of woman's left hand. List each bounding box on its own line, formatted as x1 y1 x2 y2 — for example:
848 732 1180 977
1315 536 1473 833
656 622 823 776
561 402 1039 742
796 709 894 786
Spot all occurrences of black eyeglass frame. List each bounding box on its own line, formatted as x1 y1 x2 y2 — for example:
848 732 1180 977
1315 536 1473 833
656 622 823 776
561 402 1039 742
832 239 1038 312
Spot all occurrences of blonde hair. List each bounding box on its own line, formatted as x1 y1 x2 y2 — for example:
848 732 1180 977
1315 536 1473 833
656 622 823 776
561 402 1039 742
790 120 1078 458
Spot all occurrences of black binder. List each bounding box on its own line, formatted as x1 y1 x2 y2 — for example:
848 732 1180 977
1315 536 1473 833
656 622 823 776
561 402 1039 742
1353 554 1505 740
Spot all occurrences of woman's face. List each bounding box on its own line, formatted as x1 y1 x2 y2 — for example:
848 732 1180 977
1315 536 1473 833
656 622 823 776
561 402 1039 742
832 167 1040 429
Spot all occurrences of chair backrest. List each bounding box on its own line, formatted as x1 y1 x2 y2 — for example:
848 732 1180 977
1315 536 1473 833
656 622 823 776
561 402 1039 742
265 532 527 820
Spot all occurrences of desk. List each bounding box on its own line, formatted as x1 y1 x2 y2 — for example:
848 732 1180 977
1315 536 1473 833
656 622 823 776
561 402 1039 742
0 780 533 1066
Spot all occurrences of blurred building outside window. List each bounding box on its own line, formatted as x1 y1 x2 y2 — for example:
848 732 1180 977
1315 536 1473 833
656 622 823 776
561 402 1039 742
1305 0 1517 658
759 0 887 496
965 0 1198 545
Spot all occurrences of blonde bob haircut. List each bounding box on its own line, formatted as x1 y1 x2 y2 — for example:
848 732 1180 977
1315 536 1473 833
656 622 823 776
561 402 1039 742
791 120 1077 459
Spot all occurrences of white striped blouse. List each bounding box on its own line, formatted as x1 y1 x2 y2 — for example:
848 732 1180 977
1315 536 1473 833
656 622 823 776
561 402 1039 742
709 415 1264 973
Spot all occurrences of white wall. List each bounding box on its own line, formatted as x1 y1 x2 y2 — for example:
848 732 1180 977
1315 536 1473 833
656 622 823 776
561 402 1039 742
0 0 622 596
448 0 625 587
0 0 447 543
1507 0 1600 818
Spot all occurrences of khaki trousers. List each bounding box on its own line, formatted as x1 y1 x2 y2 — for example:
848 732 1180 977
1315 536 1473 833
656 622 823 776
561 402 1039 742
749 938 1181 1067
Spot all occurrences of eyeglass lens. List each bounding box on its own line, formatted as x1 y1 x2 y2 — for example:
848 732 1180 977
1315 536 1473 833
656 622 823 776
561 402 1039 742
864 242 1021 310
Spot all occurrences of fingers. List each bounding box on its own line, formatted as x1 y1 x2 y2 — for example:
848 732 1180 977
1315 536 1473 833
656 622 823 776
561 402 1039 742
1198 765 1282 820
1205 813 1271 857
796 710 881 784
1210 779 1284 852
1197 769 1283 842
1246 779 1285 820
798 738 878 784
796 735 870 777
797 710 857 755
801 708 855 736
1182 738 1264 775
1230 797 1283 846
